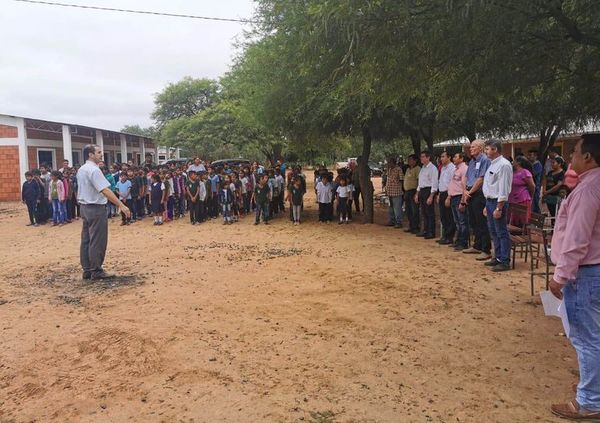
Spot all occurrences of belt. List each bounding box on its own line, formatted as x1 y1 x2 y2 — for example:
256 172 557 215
581 263 600 268
486 197 498 201
80 203 106 206
420 186 432 190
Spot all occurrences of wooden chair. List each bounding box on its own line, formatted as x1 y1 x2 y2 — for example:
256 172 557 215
508 203 530 269
528 212 554 296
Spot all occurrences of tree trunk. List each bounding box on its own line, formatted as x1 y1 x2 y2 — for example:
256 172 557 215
359 125 374 224
538 124 562 164
410 131 421 156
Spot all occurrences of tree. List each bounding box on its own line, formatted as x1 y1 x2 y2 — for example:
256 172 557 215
152 77 219 128
120 124 156 138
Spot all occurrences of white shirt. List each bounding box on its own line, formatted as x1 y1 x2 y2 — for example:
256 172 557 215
482 156 513 202
187 164 206 173
417 162 439 193
276 175 284 190
336 185 350 198
316 182 333 203
167 178 174 197
198 181 207 201
240 177 248 194
438 162 456 192
76 160 110 205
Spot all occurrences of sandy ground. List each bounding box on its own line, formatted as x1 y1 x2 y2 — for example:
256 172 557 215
0 178 577 423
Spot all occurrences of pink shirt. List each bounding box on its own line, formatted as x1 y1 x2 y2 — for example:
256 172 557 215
551 167 600 284
448 162 467 196
509 168 532 204
563 165 579 191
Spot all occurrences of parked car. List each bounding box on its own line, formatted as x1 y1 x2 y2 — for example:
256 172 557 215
163 158 190 167
369 162 383 176
210 158 252 168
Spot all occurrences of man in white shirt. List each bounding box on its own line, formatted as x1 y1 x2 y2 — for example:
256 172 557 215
437 151 456 244
482 139 513 272
77 144 130 280
414 151 439 239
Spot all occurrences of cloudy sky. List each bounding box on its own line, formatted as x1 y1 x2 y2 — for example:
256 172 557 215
0 0 256 131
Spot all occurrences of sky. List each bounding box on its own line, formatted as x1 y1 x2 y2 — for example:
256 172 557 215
0 0 256 131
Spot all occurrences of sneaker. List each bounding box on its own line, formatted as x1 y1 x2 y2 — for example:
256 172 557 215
453 245 467 251
82 271 91 280
90 271 115 280
476 252 492 261
254 221 260 225
424 234 436 239
339 221 343 225
484 259 499 266
462 247 481 254
491 263 510 272
394 224 401 229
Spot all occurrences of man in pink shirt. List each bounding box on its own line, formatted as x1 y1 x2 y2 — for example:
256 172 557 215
549 133 600 420
449 152 469 250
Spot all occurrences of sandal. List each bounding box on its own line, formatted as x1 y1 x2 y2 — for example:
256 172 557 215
551 399 600 421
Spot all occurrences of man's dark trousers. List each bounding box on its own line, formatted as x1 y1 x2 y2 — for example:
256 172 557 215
438 191 456 241
80 204 108 275
405 189 419 232
419 187 435 237
467 190 491 254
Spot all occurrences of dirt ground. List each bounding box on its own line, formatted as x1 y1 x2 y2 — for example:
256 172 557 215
0 178 576 423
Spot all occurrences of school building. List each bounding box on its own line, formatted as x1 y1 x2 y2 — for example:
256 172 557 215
434 133 584 158
0 113 157 201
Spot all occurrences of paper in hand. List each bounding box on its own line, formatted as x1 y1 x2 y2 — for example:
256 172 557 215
540 290 570 337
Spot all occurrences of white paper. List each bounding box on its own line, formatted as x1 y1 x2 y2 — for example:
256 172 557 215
540 290 570 337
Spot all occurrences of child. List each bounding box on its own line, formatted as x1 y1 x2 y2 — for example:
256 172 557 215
127 169 139 221
165 171 175 221
150 173 165 225
275 168 285 213
198 172 208 223
103 166 117 218
253 174 271 225
186 171 200 225
116 172 132 225
336 176 351 224
62 169 72 223
285 177 304 225
316 174 333 223
219 180 234 225
231 173 242 221
347 171 355 221
22 171 40 226
48 170 66 226
31 169 48 224
241 169 251 214
268 169 278 216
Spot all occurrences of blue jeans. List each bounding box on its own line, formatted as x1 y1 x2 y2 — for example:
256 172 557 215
222 203 232 221
52 199 66 224
451 195 469 247
387 195 403 225
255 202 269 223
485 199 510 264
564 265 600 411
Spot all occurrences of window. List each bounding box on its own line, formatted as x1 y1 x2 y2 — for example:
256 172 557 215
127 153 133 162
72 150 81 166
103 152 111 165
116 152 122 163
159 155 166 162
136 153 141 165
37 148 56 169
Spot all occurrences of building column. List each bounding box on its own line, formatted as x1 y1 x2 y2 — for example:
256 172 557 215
176 148 181 159
95 129 104 153
140 138 146 165
120 134 127 163
16 117 28 188
62 124 73 167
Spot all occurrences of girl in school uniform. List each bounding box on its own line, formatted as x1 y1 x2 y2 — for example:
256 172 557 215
150 174 166 225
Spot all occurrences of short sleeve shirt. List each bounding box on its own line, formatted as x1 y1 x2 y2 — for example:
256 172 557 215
187 180 199 196
77 160 110 204
466 154 491 188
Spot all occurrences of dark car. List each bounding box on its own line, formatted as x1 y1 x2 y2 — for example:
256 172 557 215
210 158 252 169
164 158 190 167
369 162 383 176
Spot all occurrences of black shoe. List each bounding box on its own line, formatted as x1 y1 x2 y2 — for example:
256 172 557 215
254 221 259 225
415 232 426 237
484 259 499 266
82 271 91 280
453 245 466 251
91 271 115 280
439 239 452 245
424 234 436 239
394 224 401 229
491 263 510 272
436 238 446 244
403 228 412 233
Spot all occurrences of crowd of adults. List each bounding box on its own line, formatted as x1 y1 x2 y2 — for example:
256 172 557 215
382 138 584 272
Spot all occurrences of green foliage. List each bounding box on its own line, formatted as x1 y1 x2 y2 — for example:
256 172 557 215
151 77 219 128
120 124 156 138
